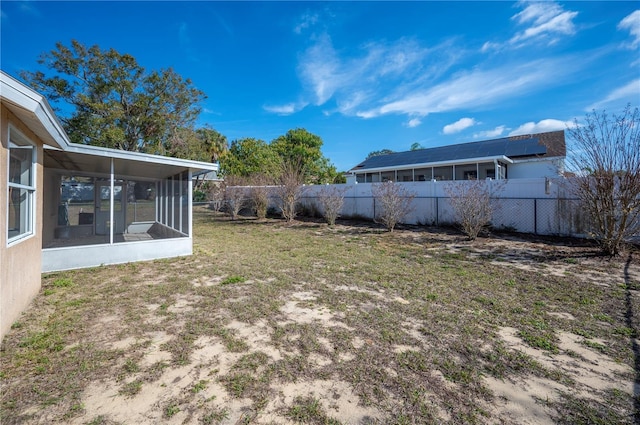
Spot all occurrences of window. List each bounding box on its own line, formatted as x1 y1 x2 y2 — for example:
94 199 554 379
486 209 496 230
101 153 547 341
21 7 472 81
7 129 36 244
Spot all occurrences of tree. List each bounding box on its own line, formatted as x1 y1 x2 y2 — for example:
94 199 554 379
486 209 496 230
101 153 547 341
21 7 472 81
366 149 394 159
372 181 416 232
271 128 322 168
270 128 340 184
445 180 500 240
318 186 348 226
219 138 281 178
567 105 640 255
21 40 205 154
167 126 227 163
314 157 346 184
196 126 228 163
410 142 424 150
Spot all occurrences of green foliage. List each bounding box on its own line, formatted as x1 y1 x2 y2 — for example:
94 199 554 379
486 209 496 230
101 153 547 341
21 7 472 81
518 329 558 353
52 278 73 288
271 128 339 184
271 128 323 169
167 126 227 162
366 149 394 159
219 128 340 184
192 379 209 393
164 401 180 418
219 138 281 178
21 40 205 154
221 276 246 285
193 189 207 202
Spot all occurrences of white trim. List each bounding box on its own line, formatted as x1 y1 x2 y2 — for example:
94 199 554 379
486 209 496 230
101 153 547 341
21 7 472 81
6 125 37 247
351 155 513 175
109 158 114 245
1 72 67 149
188 170 193 237
510 155 565 164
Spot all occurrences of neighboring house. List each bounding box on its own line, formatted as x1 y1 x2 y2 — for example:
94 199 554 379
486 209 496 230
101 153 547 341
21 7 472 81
346 131 566 183
1 71 217 339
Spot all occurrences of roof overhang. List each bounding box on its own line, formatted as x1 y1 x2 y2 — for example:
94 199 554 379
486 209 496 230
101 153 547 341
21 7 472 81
44 145 217 180
2 70 217 179
1 71 68 149
349 155 513 174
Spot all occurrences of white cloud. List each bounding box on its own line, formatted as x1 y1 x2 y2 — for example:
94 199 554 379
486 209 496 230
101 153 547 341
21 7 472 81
483 1 578 51
510 1 578 45
474 126 506 139
263 102 307 115
588 79 640 110
481 41 501 53
618 10 640 49
298 34 443 113
405 118 422 128
509 119 571 136
294 12 319 34
359 57 571 119
443 117 477 134
298 33 341 105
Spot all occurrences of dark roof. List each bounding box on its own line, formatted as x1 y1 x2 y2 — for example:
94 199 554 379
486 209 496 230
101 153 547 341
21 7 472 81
350 130 565 172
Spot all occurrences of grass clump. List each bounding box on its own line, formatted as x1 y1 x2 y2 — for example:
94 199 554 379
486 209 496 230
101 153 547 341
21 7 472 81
221 275 246 285
286 396 341 424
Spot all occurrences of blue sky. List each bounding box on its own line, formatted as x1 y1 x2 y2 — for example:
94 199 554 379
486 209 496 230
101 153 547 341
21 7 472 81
1 1 638 171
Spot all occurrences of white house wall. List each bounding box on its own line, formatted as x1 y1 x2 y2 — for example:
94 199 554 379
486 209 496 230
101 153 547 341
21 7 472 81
508 159 563 179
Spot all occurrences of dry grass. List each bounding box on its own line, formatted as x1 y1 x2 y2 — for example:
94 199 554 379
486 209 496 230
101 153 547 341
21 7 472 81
1 207 639 424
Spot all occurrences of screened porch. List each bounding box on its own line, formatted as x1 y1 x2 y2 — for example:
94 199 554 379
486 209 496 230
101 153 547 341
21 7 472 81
41 145 213 272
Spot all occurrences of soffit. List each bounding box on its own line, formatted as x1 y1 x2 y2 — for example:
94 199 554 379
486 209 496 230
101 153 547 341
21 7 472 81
44 149 192 180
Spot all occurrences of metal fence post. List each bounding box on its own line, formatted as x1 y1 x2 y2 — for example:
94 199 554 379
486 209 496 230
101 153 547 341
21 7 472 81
534 199 537 235
373 197 376 220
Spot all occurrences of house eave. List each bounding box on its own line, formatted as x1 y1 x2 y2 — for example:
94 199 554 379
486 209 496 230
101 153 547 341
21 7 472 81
510 155 565 164
349 155 513 174
2 70 217 177
1 71 69 149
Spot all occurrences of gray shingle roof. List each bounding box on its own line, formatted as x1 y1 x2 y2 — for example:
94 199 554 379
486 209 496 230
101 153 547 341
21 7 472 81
350 130 565 171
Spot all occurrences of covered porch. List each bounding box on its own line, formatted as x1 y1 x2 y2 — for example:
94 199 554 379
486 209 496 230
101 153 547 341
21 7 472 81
353 156 512 183
42 144 214 272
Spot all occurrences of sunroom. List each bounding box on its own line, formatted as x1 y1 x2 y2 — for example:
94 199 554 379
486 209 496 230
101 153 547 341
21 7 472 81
41 144 214 272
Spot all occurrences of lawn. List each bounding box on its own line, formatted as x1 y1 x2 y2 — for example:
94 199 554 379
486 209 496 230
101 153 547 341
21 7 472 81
1 206 639 424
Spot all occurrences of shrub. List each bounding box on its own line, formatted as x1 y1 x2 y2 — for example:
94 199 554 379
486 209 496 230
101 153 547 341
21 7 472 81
445 180 501 240
566 105 640 255
207 183 225 212
372 181 415 232
318 186 348 226
247 174 273 220
274 161 305 222
224 176 247 220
